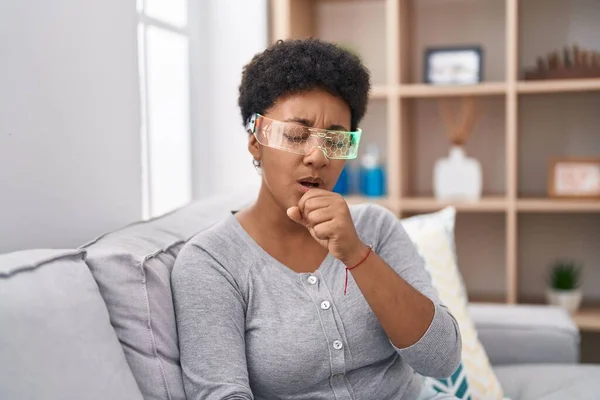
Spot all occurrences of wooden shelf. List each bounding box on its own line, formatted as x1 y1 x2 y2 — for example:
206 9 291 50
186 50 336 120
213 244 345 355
270 0 600 345
346 197 600 213
517 79 600 94
519 298 600 332
370 85 389 99
518 198 600 212
344 195 399 212
469 295 509 304
398 82 507 98
317 0 374 3
345 196 509 212
573 308 600 332
400 197 508 212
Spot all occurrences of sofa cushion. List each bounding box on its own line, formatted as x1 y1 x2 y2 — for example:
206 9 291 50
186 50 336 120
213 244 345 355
401 206 469 303
80 189 256 400
494 364 600 400
469 303 580 365
0 249 143 400
402 207 505 400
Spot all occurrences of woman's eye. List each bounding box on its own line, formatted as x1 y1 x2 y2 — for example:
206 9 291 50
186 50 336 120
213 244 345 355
326 135 347 148
284 134 307 143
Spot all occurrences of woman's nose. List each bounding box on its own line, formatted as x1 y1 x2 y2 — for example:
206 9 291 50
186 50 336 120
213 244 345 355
303 146 329 169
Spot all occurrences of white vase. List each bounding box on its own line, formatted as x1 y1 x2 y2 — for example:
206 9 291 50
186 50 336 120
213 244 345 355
546 288 583 314
433 146 482 202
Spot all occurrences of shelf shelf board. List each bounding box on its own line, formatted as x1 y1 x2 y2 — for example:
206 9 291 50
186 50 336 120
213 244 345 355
517 198 600 212
517 78 600 94
400 197 508 212
370 85 388 99
468 295 508 304
344 195 399 211
398 82 507 98
517 297 600 332
573 308 600 332
318 0 374 3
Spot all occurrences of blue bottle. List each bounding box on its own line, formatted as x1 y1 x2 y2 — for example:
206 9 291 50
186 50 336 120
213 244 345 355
333 164 351 195
359 144 386 197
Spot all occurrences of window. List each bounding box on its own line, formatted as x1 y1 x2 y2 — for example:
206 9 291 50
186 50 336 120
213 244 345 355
137 0 191 219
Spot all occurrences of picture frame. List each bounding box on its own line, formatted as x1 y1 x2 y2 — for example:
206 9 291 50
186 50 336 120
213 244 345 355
548 158 600 199
424 46 483 85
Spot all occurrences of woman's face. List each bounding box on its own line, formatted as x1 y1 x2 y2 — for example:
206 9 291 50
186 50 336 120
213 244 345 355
248 88 352 210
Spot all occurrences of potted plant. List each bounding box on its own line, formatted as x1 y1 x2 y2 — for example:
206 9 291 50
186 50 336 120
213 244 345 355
546 260 583 313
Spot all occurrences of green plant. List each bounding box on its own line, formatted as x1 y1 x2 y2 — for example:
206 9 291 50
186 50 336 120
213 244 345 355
548 260 582 290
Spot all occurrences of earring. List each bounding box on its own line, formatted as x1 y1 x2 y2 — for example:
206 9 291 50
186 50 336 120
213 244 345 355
252 159 261 168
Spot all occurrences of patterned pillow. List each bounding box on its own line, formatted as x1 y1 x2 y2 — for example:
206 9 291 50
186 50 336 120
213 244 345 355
401 207 505 400
401 206 468 305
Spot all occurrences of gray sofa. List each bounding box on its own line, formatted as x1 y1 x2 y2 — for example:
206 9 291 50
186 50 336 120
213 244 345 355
1 189 599 400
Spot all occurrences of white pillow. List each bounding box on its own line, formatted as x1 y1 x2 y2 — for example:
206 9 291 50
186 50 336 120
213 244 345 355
401 207 468 305
401 207 506 400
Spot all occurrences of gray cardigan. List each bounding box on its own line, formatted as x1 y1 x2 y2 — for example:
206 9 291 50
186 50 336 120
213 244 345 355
172 203 461 400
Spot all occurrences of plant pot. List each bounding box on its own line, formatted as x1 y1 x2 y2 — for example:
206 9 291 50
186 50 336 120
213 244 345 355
545 288 583 313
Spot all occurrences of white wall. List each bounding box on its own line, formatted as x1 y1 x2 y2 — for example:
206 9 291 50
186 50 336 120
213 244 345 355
0 0 142 253
519 0 600 73
191 0 267 198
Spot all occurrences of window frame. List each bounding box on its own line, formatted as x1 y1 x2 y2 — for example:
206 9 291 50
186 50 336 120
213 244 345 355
137 0 192 220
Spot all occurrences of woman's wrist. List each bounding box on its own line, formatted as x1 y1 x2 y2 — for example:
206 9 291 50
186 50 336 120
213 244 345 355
339 242 371 268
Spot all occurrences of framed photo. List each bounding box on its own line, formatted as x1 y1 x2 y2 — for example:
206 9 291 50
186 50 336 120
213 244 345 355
424 46 483 85
548 158 600 198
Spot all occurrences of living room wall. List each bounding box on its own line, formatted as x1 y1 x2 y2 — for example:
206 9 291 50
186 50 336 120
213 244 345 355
0 0 268 254
191 0 265 199
0 0 142 253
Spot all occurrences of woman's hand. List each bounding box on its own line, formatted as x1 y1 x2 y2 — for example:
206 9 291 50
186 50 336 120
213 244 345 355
286 189 369 266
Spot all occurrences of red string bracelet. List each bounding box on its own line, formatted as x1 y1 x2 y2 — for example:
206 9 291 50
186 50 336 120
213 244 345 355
344 245 373 295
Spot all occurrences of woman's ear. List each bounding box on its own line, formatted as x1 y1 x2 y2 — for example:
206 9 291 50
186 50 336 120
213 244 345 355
247 133 260 161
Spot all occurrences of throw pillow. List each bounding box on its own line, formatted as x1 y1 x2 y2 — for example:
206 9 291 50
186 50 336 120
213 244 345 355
401 206 468 305
0 249 143 400
401 207 505 400
81 189 256 400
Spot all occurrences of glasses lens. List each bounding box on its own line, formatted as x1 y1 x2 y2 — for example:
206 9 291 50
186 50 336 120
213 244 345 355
253 115 361 159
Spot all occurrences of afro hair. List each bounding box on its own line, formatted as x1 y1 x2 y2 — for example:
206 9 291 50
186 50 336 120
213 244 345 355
238 38 371 132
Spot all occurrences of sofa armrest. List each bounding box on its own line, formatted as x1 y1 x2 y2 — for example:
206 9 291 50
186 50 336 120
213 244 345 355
468 303 580 366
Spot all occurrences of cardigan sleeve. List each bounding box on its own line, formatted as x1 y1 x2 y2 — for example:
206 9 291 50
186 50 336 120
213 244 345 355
171 243 254 400
368 204 462 378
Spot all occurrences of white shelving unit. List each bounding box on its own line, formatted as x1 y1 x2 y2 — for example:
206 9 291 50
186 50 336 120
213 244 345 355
269 0 600 331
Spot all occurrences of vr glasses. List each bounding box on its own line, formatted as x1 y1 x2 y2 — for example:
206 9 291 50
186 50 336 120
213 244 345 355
246 113 362 160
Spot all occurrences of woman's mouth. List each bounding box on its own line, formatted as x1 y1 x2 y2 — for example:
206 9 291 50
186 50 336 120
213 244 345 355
297 177 324 191
299 181 319 188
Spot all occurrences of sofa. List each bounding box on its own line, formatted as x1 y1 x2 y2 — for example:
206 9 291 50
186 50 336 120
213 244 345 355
1 188 599 400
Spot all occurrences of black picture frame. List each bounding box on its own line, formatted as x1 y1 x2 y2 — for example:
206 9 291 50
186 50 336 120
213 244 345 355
424 46 484 85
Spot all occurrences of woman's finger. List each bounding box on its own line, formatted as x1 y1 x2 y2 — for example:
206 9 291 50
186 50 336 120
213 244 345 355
304 207 334 227
303 196 332 215
311 220 337 240
298 189 329 214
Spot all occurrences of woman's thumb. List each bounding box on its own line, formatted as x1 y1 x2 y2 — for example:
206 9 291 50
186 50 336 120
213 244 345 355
286 206 303 224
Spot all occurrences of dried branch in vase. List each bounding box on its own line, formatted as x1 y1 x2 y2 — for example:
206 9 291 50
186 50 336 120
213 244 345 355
437 97 481 146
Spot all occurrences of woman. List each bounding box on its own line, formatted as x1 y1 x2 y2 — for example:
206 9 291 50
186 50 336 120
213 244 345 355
172 38 461 400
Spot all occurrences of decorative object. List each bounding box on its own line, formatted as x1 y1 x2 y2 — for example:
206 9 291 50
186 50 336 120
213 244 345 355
424 46 483 85
359 143 386 197
434 97 483 202
402 207 505 400
548 158 600 199
546 260 583 314
524 44 600 80
333 164 351 195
